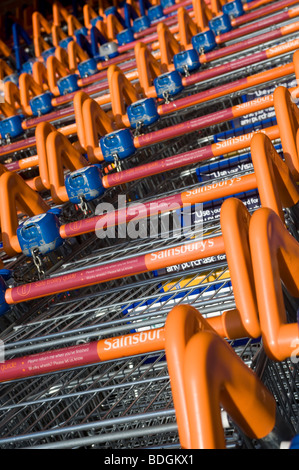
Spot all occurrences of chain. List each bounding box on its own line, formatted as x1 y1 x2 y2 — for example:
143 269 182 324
78 196 89 217
32 248 45 280
162 91 170 104
183 64 190 78
113 153 122 172
133 121 143 137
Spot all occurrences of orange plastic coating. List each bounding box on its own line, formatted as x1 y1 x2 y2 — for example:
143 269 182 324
32 11 52 57
281 20 299 37
51 24 68 48
0 171 50 256
157 22 182 72
273 82 299 180
83 4 100 28
107 65 141 128
19 72 44 116
73 90 91 151
74 91 114 161
54 46 74 72
244 0 274 10
97 327 166 362
250 132 299 222
4 81 23 115
106 13 124 41
67 14 84 36
192 0 212 31
45 130 89 204
144 235 225 272
46 55 70 96
184 330 276 448
0 99 18 119
177 7 198 48
59 123 299 252
52 2 69 27
32 61 49 91
220 197 260 338
135 42 163 97
67 40 89 73
266 37 299 60
35 121 57 191
210 0 227 15
165 304 218 449
0 39 11 58
165 305 276 449
0 59 13 81
249 208 299 362
81 98 115 161
94 18 108 43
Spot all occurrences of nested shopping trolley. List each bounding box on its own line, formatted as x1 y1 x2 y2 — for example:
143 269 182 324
0 0 298 450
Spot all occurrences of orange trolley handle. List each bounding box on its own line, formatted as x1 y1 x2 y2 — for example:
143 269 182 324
134 42 163 98
107 64 141 128
165 304 277 449
45 129 89 204
73 90 115 162
249 207 299 362
46 55 70 96
0 171 50 257
273 81 299 180
19 72 44 116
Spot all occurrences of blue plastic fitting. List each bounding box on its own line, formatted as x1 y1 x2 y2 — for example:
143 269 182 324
90 15 103 26
57 74 79 95
100 129 135 162
127 98 160 128
161 0 175 8
0 115 23 139
147 5 164 22
17 211 64 257
209 13 232 35
132 16 151 33
154 71 184 99
21 58 37 74
30 91 54 116
191 30 216 54
41 47 56 61
223 0 244 18
77 58 98 78
117 28 135 46
65 165 105 204
3 73 19 85
59 36 74 49
290 435 299 449
173 49 200 74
